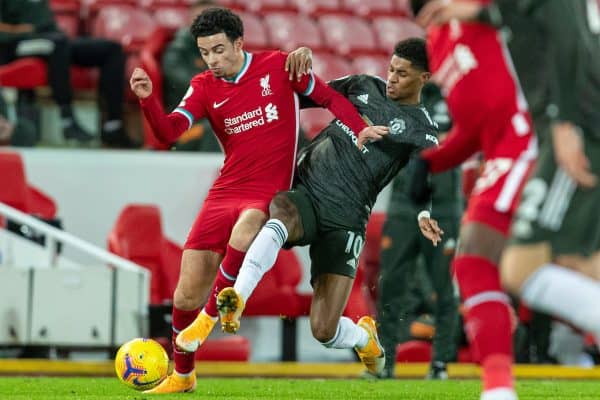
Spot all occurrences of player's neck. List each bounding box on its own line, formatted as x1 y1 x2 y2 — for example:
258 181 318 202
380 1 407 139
396 93 421 106
224 50 247 80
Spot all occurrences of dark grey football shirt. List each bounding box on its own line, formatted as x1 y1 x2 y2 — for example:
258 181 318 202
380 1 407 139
297 74 439 231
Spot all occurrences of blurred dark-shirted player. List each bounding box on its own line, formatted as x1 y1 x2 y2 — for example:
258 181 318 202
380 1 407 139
204 38 441 376
378 82 462 379
409 1 537 399
130 7 386 394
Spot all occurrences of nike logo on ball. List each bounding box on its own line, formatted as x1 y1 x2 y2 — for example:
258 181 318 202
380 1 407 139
213 98 230 108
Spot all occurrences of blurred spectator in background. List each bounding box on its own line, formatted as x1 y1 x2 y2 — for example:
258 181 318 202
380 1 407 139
378 82 461 380
162 0 221 152
0 0 133 147
0 88 36 147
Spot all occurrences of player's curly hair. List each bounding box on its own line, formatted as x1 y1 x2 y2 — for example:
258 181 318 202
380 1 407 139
394 38 429 72
190 7 244 42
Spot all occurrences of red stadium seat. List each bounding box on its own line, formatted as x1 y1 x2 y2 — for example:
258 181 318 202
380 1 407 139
244 249 311 318
83 0 138 29
317 15 378 56
70 66 99 90
138 0 188 8
264 12 323 53
245 248 311 361
83 0 137 13
341 0 395 17
50 0 81 14
55 14 80 38
153 7 188 31
394 0 413 16
0 58 97 91
195 336 250 361
351 55 390 79
396 340 432 362
50 0 81 37
291 0 342 16
300 109 333 140
237 12 270 52
0 151 57 220
361 212 386 303
371 17 425 54
311 52 353 81
91 6 156 52
396 340 473 363
0 58 48 89
245 0 296 13
108 204 180 304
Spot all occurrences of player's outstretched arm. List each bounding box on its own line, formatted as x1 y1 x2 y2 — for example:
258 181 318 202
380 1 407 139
421 123 480 173
297 72 389 147
130 67 190 144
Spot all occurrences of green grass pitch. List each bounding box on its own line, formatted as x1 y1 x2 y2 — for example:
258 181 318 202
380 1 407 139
1 377 600 399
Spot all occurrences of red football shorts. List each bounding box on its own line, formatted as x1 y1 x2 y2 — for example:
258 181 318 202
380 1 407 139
183 194 271 254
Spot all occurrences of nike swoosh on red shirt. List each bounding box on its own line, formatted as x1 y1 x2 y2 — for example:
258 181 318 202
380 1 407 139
213 98 230 108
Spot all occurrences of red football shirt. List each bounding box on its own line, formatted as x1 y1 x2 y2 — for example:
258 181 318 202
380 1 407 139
141 50 367 197
422 21 533 173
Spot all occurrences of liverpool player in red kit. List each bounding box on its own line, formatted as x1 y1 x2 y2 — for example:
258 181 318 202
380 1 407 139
409 1 537 399
130 7 387 394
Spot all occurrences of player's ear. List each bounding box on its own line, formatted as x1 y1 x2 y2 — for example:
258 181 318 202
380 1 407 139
421 71 431 84
233 37 244 52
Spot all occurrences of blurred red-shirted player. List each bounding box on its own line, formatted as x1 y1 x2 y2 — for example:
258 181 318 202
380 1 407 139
130 7 387 394
409 1 537 399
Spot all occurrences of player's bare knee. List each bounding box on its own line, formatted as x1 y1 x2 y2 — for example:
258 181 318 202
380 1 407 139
269 192 298 232
501 243 552 295
230 210 268 250
499 259 523 296
173 286 200 309
457 223 506 264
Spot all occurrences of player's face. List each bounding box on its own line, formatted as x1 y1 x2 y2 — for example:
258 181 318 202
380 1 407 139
386 55 429 103
197 33 244 79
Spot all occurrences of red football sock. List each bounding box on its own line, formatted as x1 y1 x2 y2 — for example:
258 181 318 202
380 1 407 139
204 244 246 317
172 306 199 375
482 354 514 391
454 255 514 390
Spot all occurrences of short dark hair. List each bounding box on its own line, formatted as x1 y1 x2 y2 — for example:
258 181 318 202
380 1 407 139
393 38 429 72
190 7 243 42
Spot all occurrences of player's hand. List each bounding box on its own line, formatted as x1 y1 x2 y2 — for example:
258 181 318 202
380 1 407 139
416 0 482 28
552 121 597 188
130 67 153 99
418 214 444 246
357 125 388 150
285 47 313 82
